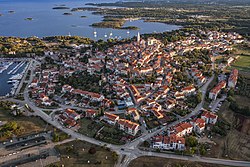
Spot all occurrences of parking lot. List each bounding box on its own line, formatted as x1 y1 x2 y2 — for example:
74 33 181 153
209 95 227 113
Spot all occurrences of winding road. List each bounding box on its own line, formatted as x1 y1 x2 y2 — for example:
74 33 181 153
3 66 250 167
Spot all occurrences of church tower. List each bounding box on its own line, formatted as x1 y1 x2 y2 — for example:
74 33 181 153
137 32 140 43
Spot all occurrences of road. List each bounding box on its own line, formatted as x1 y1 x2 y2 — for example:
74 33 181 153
4 69 250 167
15 60 32 95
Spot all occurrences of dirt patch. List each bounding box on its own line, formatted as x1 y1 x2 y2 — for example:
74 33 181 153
241 118 250 134
198 136 216 145
234 95 250 108
207 103 250 161
234 115 250 135
225 130 250 160
128 156 233 167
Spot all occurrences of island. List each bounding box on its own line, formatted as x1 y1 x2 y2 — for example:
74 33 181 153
91 17 139 30
8 10 15 13
71 7 99 12
25 17 33 21
63 12 72 16
120 26 140 30
80 15 87 18
52 7 70 10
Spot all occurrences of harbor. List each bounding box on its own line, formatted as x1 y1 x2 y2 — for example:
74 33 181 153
0 59 30 97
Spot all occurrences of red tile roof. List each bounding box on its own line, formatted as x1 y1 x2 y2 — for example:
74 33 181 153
228 69 238 84
162 134 185 145
201 110 218 119
210 80 226 94
104 112 119 121
85 109 97 115
118 119 139 130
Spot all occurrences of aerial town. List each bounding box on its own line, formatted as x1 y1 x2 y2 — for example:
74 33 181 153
0 7 249 167
27 30 243 138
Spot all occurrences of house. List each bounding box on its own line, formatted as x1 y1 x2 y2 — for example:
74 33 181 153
30 79 39 88
209 80 226 100
126 108 140 121
65 109 81 121
201 110 218 124
117 119 140 136
64 118 77 128
39 93 49 102
62 84 73 93
166 99 176 109
181 85 196 95
153 134 185 150
104 112 119 125
152 135 164 149
129 85 140 97
174 92 185 100
41 100 53 106
85 109 97 118
190 118 206 134
228 69 238 88
151 108 164 119
197 76 206 85
147 37 158 46
173 122 193 137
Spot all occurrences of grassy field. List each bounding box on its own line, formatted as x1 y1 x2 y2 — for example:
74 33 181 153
231 55 250 72
128 156 233 167
95 126 127 145
0 107 50 141
78 119 104 138
230 44 250 72
53 140 117 167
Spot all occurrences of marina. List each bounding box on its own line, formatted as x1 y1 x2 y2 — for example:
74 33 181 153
0 60 29 97
0 62 13 74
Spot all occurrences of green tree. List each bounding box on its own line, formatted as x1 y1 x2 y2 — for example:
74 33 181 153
186 136 198 147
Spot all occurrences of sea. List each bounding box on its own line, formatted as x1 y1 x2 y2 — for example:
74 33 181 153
0 0 181 96
0 0 181 39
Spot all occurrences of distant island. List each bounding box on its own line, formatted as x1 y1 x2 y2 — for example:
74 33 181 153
91 17 139 30
52 7 70 10
8 10 15 13
25 17 33 21
120 26 140 30
63 12 73 16
80 16 87 18
71 7 99 12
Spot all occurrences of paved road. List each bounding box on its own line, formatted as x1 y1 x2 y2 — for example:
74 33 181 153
15 60 32 95
118 147 250 167
4 71 250 167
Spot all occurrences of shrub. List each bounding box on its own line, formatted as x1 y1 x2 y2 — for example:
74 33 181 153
88 147 96 154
